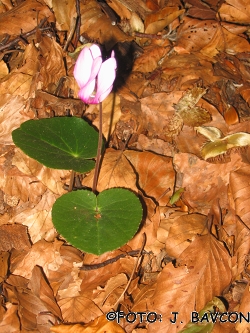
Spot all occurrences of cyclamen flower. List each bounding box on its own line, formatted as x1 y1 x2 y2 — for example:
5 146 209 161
74 44 117 104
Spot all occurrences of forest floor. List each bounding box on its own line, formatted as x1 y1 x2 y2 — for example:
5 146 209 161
1 0 250 332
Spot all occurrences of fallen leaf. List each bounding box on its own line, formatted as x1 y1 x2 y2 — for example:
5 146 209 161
50 314 125 332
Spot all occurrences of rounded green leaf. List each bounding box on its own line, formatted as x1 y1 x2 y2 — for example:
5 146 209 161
12 117 99 173
52 188 143 255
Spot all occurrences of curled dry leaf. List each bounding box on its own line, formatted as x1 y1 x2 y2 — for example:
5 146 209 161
50 314 125 332
174 87 211 127
148 234 231 333
200 132 250 160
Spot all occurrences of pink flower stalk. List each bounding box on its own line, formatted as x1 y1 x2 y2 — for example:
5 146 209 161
74 44 117 104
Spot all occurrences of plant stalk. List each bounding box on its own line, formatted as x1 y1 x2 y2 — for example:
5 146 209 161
92 102 103 194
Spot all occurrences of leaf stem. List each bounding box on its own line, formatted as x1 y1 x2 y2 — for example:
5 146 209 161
92 102 103 194
68 170 75 192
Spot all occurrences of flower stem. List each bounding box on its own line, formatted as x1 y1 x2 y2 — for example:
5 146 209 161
92 102 103 194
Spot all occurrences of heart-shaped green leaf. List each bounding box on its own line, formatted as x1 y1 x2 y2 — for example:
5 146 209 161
52 188 143 255
12 117 99 173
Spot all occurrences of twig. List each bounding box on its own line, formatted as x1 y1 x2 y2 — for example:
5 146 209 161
92 102 103 194
63 17 77 52
80 248 149 271
0 18 48 53
74 0 81 48
113 233 146 310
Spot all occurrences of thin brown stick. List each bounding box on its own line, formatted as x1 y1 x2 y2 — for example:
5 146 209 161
0 18 48 52
113 233 146 310
92 102 103 194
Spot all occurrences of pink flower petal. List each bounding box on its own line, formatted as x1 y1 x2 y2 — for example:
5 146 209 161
95 57 117 102
89 44 102 59
73 47 93 87
78 80 96 103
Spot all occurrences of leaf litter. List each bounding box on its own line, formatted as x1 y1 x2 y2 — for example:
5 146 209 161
1 0 250 332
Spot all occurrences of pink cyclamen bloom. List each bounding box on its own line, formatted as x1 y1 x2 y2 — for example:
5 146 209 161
73 44 117 104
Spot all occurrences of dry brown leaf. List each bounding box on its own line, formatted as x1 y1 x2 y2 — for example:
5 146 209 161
230 166 250 228
0 303 20 333
0 94 28 144
235 284 250 333
39 36 66 89
30 266 62 319
176 17 250 57
85 93 121 140
145 7 184 34
0 0 54 39
148 234 231 332
0 251 9 283
139 92 183 140
52 0 76 31
173 152 246 214
132 44 168 73
81 148 137 192
0 224 31 251
218 0 250 24
11 239 64 279
124 150 175 206
165 214 208 258
50 314 125 332
58 295 102 323
94 273 128 309
80 0 131 49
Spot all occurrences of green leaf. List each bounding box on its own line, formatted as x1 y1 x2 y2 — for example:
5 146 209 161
12 117 99 173
52 188 143 255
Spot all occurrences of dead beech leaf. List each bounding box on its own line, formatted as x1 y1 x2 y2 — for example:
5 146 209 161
230 166 250 228
235 283 250 333
58 296 102 323
132 45 168 73
149 234 231 333
140 92 183 140
0 251 9 283
0 224 31 251
11 239 64 279
85 93 121 140
50 314 125 332
0 0 54 39
176 17 250 57
96 273 128 308
165 214 208 258
80 0 131 49
0 94 28 144
218 0 250 24
30 266 62 320
52 0 76 31
173 152 245 214
0 303 20 333
124 150 175 206
39 37 66 89
145 7 185 34
174 87 211 127
81 148 137 192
